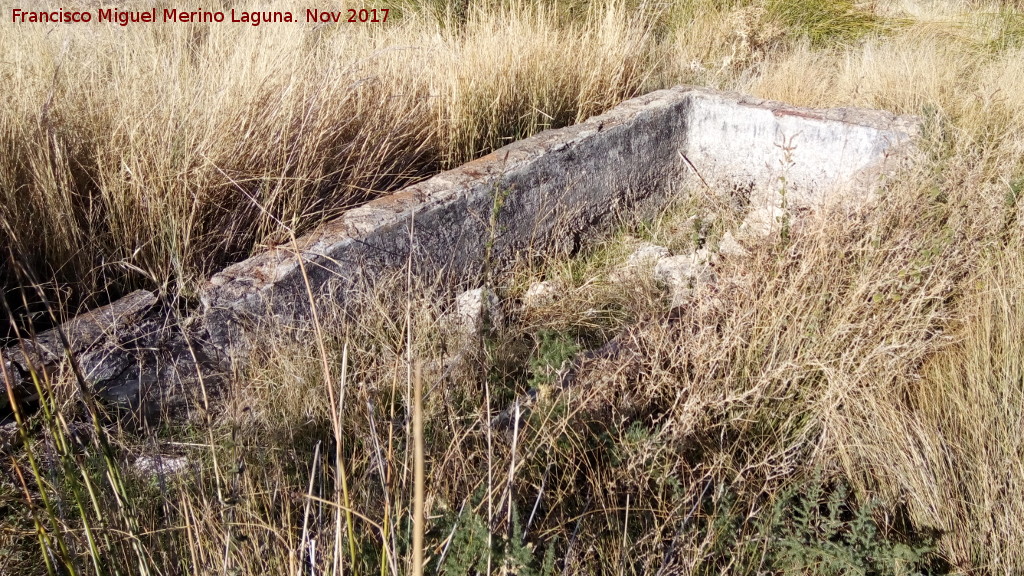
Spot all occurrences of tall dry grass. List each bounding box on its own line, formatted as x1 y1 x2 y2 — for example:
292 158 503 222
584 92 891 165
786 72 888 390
0 0 663 311
6 0 1024 575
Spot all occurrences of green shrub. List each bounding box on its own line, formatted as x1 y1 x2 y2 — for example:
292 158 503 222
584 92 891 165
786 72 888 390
767 476 945 576
766 0 884 46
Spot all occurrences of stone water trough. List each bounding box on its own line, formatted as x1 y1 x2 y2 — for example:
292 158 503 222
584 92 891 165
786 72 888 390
0 86 920 418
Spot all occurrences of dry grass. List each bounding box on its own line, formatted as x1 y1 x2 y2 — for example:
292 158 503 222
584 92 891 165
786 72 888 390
5 0 1024 575
0 0 663 310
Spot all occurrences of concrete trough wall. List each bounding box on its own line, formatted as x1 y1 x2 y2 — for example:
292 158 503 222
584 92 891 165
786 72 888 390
683 90 919 207
1 86 920 414
201 86 918 351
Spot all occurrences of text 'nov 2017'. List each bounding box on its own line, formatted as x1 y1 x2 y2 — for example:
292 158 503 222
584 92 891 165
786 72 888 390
10 7 390 26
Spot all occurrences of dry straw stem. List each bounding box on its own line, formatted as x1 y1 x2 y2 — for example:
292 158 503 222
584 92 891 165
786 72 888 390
411 361 425 576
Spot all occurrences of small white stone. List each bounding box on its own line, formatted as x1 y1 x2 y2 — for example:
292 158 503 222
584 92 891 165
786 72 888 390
134 455 189 478
626 243 671 267
447 288 503 337
718 231 749 257
738 206 789 240
522 281 559 310
692 247 718 265
654 255 697 287
610 242 672 283
653 252 714 307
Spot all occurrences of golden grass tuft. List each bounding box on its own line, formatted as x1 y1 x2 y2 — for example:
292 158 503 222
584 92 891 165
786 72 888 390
0 0 662 303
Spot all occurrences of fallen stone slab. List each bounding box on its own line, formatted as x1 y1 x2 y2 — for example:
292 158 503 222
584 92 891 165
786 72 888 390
133 454 190 481
1 291 218 423
2 290 158 373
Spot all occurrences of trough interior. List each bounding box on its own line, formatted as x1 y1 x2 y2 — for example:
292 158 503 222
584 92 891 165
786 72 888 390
199 87 917 335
